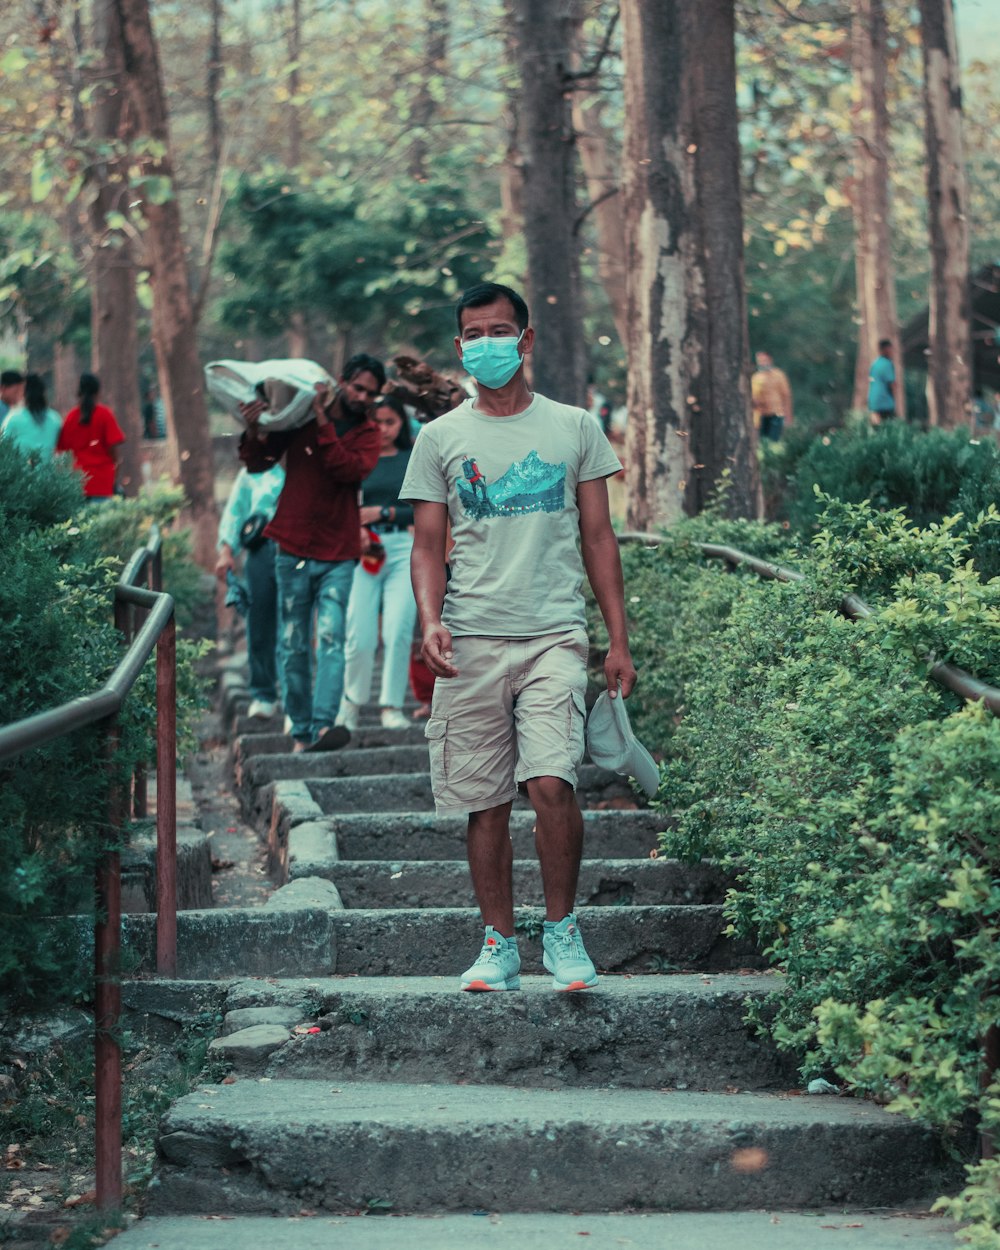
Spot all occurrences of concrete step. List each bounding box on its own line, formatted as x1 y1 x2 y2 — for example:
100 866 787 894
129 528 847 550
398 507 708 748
150 1079 955 1215
288 808 665 866
97 1210 967 1250
323 905 758 975
311 858 729 909
217 973 794 1090
235 726 428 760
251 766 638 817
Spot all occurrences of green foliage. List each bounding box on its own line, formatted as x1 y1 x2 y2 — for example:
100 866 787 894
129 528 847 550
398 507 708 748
606 495 1000 1239
0 442 208 1011
214 169 493 358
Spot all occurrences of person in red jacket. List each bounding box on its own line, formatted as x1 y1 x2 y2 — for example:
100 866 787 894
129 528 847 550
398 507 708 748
240 354 384 751
57 373 125 499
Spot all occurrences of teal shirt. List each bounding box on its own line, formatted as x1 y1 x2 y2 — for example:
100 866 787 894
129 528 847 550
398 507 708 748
1 406 62 459
868 355 895 413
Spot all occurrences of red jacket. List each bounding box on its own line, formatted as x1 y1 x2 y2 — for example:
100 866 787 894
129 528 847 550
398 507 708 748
240 395 380 561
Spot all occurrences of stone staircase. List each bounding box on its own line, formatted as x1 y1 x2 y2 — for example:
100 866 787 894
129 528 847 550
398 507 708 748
130 694 961 1240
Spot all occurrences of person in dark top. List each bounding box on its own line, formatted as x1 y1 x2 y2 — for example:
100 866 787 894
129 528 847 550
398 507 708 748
337 392 418 732
239 353 384 751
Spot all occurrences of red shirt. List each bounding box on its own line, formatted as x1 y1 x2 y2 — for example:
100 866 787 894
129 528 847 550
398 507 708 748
57 403 126 497
239 395 380 561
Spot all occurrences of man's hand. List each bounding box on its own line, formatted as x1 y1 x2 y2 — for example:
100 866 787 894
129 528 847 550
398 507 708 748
214 544 236 581
422 624 458 679
360 505 382 525
238 398 268 439
312 382 332 426
605 643 637 699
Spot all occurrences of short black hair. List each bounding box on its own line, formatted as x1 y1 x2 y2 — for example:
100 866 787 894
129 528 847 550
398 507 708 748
1 369 24 387
879 338 892 351
456 282 530 334
342 353 386 390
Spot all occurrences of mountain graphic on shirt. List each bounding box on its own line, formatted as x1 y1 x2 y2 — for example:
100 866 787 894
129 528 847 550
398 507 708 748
457 449 567 520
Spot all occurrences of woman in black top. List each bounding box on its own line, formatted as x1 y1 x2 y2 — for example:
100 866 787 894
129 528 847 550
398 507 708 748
337 393 418 731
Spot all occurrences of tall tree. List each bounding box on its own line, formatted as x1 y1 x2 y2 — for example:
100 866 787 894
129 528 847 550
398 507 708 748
87 0 143 494
850 0 904 417
117 0 218 566
919 0 972 428
569 9 627 348
206 0 224 169
621 0 759 529
509 0 587 406
409 0 450 180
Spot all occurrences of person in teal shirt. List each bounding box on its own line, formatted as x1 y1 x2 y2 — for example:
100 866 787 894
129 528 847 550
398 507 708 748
867 340 896 423
1 373 62 460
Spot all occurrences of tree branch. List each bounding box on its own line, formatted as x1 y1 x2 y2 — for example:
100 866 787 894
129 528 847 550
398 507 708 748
563 8 620 83
573 185 619 236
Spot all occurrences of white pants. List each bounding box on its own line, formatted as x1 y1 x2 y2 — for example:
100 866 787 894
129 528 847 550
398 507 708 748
341 530 417 710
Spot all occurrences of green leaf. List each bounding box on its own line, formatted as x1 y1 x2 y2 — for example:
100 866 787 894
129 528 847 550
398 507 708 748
30 153 53 204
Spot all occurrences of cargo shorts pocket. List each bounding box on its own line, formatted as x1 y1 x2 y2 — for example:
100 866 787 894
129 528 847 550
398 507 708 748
569 690 587 767
424 717 447 783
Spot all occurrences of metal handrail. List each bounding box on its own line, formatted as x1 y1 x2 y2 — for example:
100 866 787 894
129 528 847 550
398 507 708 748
0 524 177 1211
619 531 1000 714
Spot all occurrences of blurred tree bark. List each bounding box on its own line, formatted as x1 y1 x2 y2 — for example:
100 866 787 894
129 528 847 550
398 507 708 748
622 0 759 528
87 0 143 495
569 10 626 349
510 0 587 406
850 0 904 417
409 0 449 180
919 0 972 428
207 0 224 169
118 0 219 565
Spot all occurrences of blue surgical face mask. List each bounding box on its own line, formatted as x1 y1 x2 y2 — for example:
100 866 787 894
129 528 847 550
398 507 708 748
460 331 525 390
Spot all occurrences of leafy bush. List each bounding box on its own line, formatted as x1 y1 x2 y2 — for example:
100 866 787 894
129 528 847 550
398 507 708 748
0 442 209 1010
607 494 1000 1241
773 419 1000 578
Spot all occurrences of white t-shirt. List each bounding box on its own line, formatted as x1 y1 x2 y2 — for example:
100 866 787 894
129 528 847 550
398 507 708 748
401 392 622 638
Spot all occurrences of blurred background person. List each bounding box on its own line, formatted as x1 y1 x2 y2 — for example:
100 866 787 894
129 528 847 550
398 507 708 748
1 373 62 461
751 350 793 441
338 392 418 732
0 369 25 424
215 463 286 721
57 372 125 500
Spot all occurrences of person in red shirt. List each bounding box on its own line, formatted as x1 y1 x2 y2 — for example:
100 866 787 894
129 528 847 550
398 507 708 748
240 353 384 752
57 373 125 499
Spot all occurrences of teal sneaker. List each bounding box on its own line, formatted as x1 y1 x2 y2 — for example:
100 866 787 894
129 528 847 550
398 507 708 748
460 927 521 992
542 913 598 991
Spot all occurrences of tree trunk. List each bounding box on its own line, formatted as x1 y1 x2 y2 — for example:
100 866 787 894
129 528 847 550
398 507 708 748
88 0 143 496
621 0 759 529
117 0 219 566
409 0 449 180
207 0 224 169
287 0 302 169
569 16 627 349
850 0 904 416
510 0 587 407
287 311 310 359
53 341 81 418
919 0 972 429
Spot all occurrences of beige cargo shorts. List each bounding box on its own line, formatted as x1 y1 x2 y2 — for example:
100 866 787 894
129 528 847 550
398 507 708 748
424 629 589 817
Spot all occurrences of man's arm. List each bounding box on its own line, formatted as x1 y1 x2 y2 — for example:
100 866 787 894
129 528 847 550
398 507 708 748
316 420 381 482
238 400 292 471
578 476 637 699
411 500 458 679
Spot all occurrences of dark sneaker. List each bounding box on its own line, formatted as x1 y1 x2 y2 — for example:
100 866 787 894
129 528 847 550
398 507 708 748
542 913 598 991
460 927 521 992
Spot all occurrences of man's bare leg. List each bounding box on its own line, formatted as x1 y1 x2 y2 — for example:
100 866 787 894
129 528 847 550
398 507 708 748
525 776 584 921
467 801 515 935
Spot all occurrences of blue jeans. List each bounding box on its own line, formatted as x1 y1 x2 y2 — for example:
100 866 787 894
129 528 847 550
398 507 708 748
275 550 355 742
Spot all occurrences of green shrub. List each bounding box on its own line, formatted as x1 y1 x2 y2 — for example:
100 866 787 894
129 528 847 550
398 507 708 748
0 442 209 1010
603 493 1000 1240
774 420 1000 579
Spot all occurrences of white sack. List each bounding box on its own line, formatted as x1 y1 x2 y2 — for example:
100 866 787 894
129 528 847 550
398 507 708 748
205 358 335 432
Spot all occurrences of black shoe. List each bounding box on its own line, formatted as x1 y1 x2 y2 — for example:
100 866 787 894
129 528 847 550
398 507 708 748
303 726 351 752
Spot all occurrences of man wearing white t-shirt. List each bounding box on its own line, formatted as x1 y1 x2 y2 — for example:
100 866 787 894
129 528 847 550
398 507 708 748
401 282 637 993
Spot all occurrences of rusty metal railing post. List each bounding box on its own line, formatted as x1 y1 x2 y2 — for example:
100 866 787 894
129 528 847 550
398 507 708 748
95 604 128 1212
156 612 177 977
